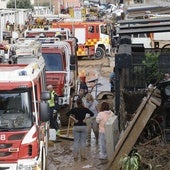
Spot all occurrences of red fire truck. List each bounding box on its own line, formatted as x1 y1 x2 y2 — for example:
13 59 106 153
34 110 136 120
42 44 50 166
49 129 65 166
24 27 78 61
0 47 50 169
51 21 112 59
17 34 78 126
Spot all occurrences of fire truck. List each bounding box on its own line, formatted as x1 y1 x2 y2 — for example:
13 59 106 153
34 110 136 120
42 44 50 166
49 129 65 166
24 28 71 40
24 27 78 60
24 29 78 100
41 39 78 126
18 33 78 126
51 21 112 59
0 42 50 169
24 27 78 67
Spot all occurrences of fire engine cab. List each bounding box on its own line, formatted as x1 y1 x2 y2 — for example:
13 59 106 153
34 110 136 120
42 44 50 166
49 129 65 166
51 21 112 59
0 44 50 169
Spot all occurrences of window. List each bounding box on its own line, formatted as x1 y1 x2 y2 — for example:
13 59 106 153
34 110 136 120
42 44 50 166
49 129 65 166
134 0 144 3
0 90 33 129
88 26 94 33
42 53 63 71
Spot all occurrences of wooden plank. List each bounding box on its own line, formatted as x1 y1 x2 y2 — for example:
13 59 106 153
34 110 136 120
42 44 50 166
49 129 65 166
107 95 160 170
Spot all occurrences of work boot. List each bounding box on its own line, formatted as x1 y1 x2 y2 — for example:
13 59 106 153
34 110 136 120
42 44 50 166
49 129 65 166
86 142 91 146
80 148 86 161
73 153 78 161
81 156 87 161
95 139 98 145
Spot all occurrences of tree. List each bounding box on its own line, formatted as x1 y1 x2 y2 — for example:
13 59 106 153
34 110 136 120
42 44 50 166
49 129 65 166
7 0 33 9
142 52 162 85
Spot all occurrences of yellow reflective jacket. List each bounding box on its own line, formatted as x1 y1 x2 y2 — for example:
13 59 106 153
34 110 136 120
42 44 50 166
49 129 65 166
48 90 56 107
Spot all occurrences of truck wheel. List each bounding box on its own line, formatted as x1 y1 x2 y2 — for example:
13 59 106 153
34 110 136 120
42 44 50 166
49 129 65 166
95 47 105 59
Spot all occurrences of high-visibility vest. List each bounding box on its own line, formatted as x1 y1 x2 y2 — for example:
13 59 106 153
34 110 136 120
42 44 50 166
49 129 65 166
48 90 56 107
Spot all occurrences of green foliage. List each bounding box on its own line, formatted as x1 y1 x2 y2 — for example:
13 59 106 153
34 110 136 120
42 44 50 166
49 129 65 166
142 52 162 85
7 0 33 9
118 151 142 170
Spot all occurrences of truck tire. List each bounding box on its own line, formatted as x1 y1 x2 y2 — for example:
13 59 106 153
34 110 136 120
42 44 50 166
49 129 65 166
95 47 105 59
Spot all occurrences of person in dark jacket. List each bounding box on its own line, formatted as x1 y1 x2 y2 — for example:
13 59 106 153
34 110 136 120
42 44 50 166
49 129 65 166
66 98 94 161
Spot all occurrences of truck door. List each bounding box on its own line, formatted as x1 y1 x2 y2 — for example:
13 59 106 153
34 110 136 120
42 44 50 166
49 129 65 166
75 28 86 44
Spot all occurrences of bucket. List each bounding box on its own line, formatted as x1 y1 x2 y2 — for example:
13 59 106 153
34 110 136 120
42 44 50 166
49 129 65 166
49 129 56 141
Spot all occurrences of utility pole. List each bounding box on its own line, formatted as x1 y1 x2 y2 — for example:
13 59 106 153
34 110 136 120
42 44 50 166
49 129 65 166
38 0 40 15
15 0 17 25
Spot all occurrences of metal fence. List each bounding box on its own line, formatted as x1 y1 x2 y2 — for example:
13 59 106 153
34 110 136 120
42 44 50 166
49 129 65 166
116 49 170 91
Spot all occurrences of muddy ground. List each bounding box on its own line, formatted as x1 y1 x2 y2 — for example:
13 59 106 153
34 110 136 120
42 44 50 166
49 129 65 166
47 57 170 170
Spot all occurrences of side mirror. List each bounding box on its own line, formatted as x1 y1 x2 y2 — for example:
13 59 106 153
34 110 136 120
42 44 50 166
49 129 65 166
41 91 50 100
70 55 76 65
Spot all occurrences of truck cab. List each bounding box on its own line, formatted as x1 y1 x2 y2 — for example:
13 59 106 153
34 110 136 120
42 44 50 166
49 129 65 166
52 21 111 59
0 57 50 169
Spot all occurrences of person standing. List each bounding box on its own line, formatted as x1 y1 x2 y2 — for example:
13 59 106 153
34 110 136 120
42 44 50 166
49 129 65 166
66 98 94 161
96 102 114 160
109 67 115 92
80 78 88 95
84 93 99 146
78 88 87 102
47 84 59 130
163 73 170 81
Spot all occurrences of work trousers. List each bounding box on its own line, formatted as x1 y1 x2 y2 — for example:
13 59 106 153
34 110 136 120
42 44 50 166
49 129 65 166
73 126 87 159
99 132 107 159
49 106 58 130
86 117 99 144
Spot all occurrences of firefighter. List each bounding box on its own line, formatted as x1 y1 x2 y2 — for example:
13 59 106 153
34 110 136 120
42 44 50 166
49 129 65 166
47 84 59 130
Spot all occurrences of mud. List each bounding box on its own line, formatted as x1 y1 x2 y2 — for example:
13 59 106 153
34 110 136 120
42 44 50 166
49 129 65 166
47 56 170 170
47 57 113 170
48 136 109 170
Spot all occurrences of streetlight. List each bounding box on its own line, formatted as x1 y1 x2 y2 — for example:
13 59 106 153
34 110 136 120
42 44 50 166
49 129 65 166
38 0 40 15
15 0 16 9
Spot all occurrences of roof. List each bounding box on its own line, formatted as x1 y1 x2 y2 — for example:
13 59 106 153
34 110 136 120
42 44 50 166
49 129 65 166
0 57 45 82
117 17 170 35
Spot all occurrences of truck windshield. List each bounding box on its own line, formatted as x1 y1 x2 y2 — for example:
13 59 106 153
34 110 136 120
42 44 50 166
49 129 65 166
42 53 63 71
100 25 110 35
0 90 32 129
